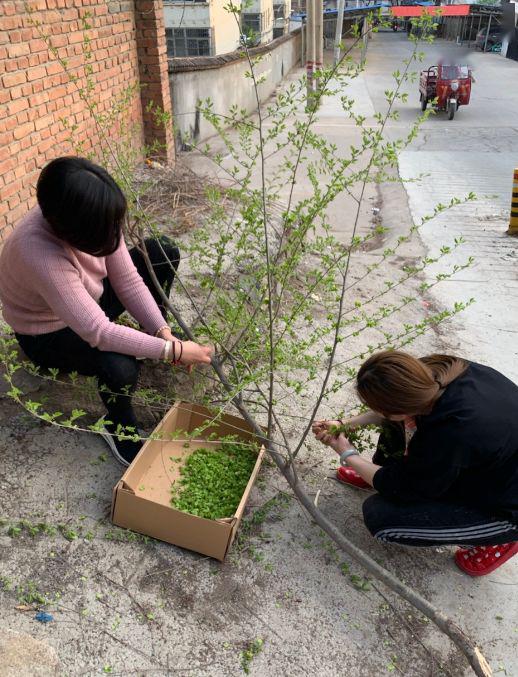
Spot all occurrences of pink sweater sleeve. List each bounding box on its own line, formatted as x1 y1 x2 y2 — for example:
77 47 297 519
105 238 168 336
24 242 166 359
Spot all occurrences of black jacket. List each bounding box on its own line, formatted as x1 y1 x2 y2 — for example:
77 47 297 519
372 362 518 522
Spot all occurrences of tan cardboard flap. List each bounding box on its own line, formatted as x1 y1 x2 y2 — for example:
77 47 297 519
112 486 232 561
173 401 260 443
233 445 266 522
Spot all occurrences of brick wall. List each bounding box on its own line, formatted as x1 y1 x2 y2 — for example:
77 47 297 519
0 0 174 239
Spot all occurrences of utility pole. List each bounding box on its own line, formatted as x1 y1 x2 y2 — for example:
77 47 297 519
314 0 323 93
306 0 315 104
333 0 346 66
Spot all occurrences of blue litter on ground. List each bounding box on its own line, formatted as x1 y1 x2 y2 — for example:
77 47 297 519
34 612 54 623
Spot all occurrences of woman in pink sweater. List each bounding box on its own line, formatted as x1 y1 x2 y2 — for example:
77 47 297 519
0 157 213 466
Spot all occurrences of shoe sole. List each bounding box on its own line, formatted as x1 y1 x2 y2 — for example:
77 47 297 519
454 543 518 577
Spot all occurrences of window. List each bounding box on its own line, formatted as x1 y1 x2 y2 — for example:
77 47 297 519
242 13 262 35
165 27 211 57
274 4 285 20
439 65 470 79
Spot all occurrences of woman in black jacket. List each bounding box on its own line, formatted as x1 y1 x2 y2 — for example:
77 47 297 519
313 351 518 576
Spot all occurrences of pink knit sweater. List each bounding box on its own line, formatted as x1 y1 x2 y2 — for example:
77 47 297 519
0 207 167 360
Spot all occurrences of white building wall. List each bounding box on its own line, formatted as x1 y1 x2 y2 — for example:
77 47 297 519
211 0 242 54
164 0 242 56
164 2 211 29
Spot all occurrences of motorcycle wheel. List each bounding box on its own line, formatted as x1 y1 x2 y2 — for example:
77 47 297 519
420 94 427 111
448 102 455 120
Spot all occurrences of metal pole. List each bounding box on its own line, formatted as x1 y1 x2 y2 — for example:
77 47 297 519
360 16 368 64
315 0 323 93
334 0 346 65
306 0 315 104
483 13 492 52
301 17 305 66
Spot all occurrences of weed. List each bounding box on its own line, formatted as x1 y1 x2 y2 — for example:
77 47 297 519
350 574 371 591
16 581 48 607
0 576 13 591
58 525 79 541
240 638 264 674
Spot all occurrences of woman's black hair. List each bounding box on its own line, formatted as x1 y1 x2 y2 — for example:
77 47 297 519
36 157 127 256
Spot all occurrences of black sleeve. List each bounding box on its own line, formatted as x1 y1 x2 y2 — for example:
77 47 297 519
372 420 467 502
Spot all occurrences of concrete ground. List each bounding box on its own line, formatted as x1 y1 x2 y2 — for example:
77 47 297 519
1 32 517 677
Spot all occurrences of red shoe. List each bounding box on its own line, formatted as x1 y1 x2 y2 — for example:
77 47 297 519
336 466 371 489
455 542 518 577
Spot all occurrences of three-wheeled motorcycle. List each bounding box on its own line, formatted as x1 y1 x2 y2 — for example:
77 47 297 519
419 64 472 120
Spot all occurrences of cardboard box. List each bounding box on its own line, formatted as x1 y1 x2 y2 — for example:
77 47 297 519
111 401 265 560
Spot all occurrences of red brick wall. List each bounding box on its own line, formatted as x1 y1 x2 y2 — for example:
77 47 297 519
135 1 174 159
0 0 174 239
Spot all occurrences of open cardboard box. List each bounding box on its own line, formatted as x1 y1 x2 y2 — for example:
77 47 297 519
111 401 265 560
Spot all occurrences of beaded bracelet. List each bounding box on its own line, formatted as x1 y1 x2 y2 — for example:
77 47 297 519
155 325 169 338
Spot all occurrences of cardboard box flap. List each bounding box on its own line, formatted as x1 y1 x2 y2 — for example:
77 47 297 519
233 445 266 522
119 405 179 493
176 401 260 444
216 516 237 525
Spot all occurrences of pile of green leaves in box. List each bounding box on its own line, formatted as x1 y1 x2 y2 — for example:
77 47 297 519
170 441 259 520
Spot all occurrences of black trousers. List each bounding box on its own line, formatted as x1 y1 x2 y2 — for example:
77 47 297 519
362 423 518 546
16 237 179 430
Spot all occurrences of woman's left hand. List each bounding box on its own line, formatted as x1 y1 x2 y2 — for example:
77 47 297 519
156 327 214 373
313 427 354 455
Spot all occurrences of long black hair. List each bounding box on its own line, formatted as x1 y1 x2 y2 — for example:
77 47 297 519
36 157 127 256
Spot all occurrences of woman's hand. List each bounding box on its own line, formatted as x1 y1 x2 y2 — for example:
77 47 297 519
158 328 214 371
179 341 214 367
326 433 354 455
312 419 343 436
312 410 382 437
312 421 354 454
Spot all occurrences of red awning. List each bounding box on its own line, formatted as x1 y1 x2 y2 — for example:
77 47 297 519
391 5 470 17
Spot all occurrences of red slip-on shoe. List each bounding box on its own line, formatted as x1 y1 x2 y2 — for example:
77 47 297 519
336 466 372 490
455 542 518 577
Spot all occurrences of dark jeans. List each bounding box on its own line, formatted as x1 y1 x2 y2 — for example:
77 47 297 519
16 236 179 430
362 423 518 546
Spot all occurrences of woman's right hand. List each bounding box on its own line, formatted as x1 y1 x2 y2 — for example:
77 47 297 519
178 341 214 366
312 419 344 438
